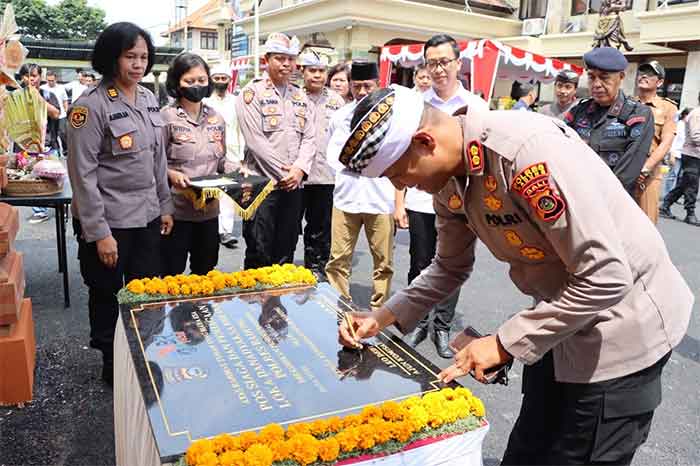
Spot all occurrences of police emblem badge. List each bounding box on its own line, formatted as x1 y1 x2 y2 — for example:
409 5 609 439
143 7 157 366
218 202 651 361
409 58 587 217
243 88 255 104
118 134 134 150
70 106 88 129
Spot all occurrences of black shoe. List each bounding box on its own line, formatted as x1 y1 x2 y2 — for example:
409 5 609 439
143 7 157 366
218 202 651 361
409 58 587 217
684 213 700 226
659 205 675 219
220 233 238 249
406 326 428 348
434 330 454 359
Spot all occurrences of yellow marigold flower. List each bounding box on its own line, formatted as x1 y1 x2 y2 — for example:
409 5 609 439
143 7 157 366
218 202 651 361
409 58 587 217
201 279 215 295
318 437 340 462
287 434 319 466
269 439 292 462
181 284 192 295
212 433 237 453
196 451 218 466
126 279 145 294
218 449 245 466
406 405 428 431
373 420 392 444
224 274 239 287
357 424 376 449
360 405 382 423
400 396 421 409
258 423 285 444
237 431 259 450
191 283 203 295
380 401 404 421
207 269 222 279
471 397 486 417
167 283 180 296
175 274 188 284
286 422 311 437
342 414 362 429
390 420 414 443
335 426 361 452
185 438 212 466
441 387 456 400
243 443 273 466
212 275 227 291
327 416 343 432
309 418 329 435
452 397 472 419
144 281 159 295
455 387 473 399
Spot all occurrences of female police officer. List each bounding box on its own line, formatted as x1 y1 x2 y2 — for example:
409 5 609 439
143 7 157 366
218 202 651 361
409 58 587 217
67 22 174 386
160 52 234 276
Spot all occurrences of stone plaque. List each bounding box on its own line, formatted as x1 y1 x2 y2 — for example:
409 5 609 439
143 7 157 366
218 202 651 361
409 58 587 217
121 283 447 463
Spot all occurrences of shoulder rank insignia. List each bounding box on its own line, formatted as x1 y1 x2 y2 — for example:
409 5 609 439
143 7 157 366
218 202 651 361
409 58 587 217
467 140 484 173
243 88 255 105
70 106 88 129
107 87 118 99
504 230 523 247
448 194 463 210
293 92 303 102
483 194 503 212
207 116 218 125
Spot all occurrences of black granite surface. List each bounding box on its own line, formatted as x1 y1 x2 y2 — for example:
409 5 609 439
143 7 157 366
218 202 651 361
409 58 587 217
120 283 451 463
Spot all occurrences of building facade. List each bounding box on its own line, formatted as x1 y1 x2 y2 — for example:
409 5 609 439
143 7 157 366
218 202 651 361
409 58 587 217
232 0 699 108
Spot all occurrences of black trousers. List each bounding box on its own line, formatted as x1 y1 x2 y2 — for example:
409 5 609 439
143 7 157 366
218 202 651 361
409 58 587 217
664 155 700 214
407 210 459 332
74 217 162 362
161 217 220 276
501 351 671 466
243 189 303 269
301 184 333 278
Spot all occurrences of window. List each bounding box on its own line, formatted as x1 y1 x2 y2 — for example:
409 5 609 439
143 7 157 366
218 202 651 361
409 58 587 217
201 31 218 50
225 28 232 51
186 30 193 50
519 0 548 19
572 0 633 15
171 30 183 47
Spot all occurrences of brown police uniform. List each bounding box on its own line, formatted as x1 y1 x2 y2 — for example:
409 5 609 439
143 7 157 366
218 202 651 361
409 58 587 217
67 83 173 374
235 73 316 268
160 103 234 275
384 108 693 465
301 87 345 278
636 95 677 224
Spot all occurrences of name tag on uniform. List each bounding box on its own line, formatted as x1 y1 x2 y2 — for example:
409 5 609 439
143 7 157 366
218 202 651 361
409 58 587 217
109 111 129 121
604 121 626 138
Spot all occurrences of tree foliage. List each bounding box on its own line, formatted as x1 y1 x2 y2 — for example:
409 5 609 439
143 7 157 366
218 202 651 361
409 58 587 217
0 0 107 40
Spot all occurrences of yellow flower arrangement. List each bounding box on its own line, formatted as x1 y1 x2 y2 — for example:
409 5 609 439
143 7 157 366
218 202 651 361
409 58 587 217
183 388 486 466
123 264 317 300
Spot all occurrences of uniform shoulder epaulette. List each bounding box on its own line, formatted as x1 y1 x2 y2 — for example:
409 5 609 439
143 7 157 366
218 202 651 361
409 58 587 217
663 97 678 106
251 77 264 83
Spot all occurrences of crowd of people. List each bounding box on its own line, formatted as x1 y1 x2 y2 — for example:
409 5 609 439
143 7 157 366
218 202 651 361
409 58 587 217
16 17 696 465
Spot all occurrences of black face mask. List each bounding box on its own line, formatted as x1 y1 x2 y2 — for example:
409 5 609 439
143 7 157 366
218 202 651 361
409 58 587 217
213 82 229 92
179 85 209 103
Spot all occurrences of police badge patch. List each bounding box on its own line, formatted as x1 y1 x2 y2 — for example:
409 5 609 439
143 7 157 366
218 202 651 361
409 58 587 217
243 88 255 104
70 106 88 129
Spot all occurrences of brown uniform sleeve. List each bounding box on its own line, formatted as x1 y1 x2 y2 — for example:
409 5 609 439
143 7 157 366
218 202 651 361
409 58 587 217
497 128 634 365
292 97 316 175
383 191 477 333
234 86 286 179
66 94 111 243
152 103 174 216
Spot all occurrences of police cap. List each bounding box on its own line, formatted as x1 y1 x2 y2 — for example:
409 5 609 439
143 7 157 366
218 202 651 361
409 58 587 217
639 60 665 80
555 70 580 86
583 47 628 72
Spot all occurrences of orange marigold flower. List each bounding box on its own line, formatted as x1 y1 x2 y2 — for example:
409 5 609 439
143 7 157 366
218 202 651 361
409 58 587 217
335 426 361 452
185 438 212 466
196 450 218 466
326 416 343 432
357 424 376 450
212 275 227 291
342 414 362 429
237 431 259 450
380 401 404 421
390 420 414 443
269 439 292 462
167 283 181 295
309 419 329 435
191 282 203 295
180 284 192 295
126 279 145 294
243 443 273 466
144 281 159 295
258 423 285 444
218 449 245 466
287 434 319 466
318 437 340 462
201 279 215 295
286 422 311 437
360 405 382 423
212 433 238 453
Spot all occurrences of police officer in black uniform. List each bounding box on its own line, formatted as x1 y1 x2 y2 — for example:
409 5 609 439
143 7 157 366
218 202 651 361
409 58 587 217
565 47 654 197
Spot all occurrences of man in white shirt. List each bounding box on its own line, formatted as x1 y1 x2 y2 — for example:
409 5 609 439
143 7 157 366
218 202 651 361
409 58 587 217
64 69 88 104
394 34 489 357
41 70 69 155
205 63 245 248
325 60 396 311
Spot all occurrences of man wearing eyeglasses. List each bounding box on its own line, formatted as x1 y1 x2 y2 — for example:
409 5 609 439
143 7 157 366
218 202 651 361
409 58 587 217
395 34 489 358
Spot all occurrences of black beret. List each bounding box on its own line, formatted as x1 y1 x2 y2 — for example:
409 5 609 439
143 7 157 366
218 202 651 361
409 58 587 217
583 47 628 72
555 70 580 85
350 60 378 81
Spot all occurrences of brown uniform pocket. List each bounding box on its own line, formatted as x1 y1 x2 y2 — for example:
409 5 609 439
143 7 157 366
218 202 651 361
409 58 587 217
108 119 139 156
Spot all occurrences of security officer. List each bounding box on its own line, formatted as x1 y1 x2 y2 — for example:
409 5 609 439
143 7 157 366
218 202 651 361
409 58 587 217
67 23 174 386
634 61 678 224
337 86 692 466
539 70 579 120
235 32 316 269
565 47 654 197
298 48 345 280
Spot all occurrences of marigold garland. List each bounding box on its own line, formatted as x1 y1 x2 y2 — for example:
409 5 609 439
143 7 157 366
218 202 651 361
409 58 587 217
120 265 317 302
182 387 486 466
